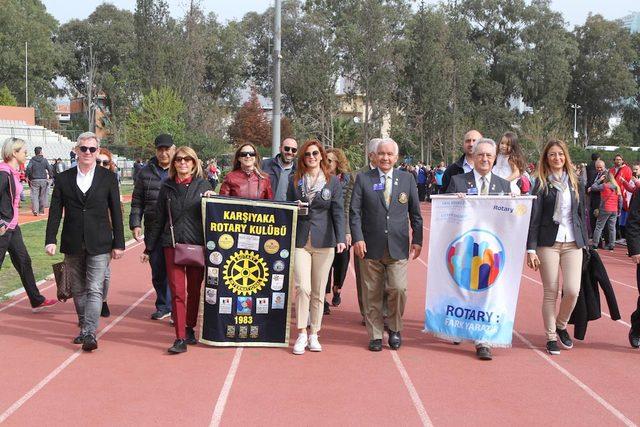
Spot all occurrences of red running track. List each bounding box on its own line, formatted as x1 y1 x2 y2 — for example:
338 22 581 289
1 203 639 426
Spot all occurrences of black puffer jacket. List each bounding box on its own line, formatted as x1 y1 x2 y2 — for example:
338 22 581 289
146 177 211 252
129 157 168 240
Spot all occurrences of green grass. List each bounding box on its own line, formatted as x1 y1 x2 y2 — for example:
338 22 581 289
0 202 133 300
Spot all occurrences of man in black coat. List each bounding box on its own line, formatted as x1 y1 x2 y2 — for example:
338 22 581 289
350 138 423 351
442 129 482 192
625 190 640 348
45 132 125 351
261 138 297 201
129 134 175 320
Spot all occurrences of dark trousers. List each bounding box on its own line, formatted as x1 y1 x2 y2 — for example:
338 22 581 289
326 247 351 293
0 226 45 308
149 242 171 313
632 264 640 335
417 184 427 202
164 247 204 339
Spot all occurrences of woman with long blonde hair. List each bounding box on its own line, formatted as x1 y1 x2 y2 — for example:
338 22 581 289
526 139 588 356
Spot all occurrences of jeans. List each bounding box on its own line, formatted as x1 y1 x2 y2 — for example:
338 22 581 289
65 252 111 336
30 179 49 214
0 226 45 307
150 243 171 313
102 266 111 302
592 211 616 247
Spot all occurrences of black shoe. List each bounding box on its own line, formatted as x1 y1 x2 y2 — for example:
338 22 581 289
72 334 84 344
361 317 366 326
151 310 171 320
388 331 401 350
368 339 382 352
168 339 187 354
185 327 197 345
476 346 492 360
546 340 560 355
82 335 98 352
556 328 573 349
323 300 331 315
331 292 341 307
452 340 461 345
101 302 110 318
629 330 640 349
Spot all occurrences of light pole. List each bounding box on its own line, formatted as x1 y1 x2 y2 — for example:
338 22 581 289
271 0 282 158
571 103 581 146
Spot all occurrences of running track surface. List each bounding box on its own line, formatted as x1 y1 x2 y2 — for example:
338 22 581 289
1 203 639 427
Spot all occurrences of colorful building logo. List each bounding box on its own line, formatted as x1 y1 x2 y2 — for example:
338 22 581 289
446 229 505 292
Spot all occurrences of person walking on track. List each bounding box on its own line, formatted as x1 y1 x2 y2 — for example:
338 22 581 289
0 137 57 312
45 132 125 352
350 138 423 352
526 139 588 356
144 146 213 354
130 134 175 321
25 146 53 216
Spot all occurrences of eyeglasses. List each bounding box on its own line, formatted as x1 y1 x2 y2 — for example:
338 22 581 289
78 146 98 153
283 146 297 153
239 151 256 158
304 150 320 158
174 156 194 163
96 159 111 167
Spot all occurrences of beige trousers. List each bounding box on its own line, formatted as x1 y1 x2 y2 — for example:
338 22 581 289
537 242 583 341
361 248 408 340
294 241 335 334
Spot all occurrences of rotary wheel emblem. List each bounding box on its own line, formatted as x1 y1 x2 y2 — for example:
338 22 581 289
223 250 269 296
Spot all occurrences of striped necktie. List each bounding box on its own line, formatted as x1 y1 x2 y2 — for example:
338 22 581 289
384 174 392 206
480 176 489 195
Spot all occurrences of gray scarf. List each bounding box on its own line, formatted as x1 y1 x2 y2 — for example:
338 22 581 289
304 172 326 203
548 173 568 225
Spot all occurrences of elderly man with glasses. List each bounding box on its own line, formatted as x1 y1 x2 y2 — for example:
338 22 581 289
262 138 298 201
45 132 125 352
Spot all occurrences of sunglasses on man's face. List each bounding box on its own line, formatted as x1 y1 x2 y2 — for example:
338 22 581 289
96 159 110 167
239 151 257 158
174 156 194 163
79 146 97 153
304 150 320 158
283 146 297 153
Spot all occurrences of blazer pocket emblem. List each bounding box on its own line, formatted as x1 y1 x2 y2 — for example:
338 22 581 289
321 188 331 200
398 192 408 204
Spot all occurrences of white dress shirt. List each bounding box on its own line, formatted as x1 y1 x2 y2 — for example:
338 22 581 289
554 183 576 243
462 157 473 173
76 165 96 194
472 170 492 193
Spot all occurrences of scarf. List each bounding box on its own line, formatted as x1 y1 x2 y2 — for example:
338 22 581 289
304 172 326 203
548 172 568 225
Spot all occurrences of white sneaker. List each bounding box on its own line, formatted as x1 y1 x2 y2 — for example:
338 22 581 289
308 334 322 352
293 333 308 355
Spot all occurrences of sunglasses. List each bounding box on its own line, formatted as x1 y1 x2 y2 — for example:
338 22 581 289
174 156 194 163
239 151 257 158
304 150 320 158
283 146 297 153
96 159 111 167
79 146 98 153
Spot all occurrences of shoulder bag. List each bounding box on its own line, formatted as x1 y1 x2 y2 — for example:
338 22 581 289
168 197 205 267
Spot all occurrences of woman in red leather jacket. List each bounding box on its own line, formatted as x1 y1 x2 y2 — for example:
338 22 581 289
219 143 273 199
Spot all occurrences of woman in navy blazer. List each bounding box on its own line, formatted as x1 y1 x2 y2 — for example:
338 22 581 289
287 140 346 355
526 139 588 356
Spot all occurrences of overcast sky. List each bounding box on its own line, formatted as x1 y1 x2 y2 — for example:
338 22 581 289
41 0 638 28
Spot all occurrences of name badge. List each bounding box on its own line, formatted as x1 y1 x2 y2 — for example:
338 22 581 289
373 183 384 191
321 188 331 200
467 187 478 195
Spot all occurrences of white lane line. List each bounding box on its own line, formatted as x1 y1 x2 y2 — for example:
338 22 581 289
0 287 153 424
513 330 637 427
610 278 637 290
520 273 630 329
210 348 244 427
390 351 434 427
0 240 143 313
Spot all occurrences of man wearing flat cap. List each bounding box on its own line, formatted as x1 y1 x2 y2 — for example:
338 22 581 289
130 134 176 321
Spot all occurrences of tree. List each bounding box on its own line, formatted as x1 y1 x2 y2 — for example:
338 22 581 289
0 86 18 106
125 87 186 153
134 0 173 91
0 0 64 103
570 15 638 144
227 90 271 147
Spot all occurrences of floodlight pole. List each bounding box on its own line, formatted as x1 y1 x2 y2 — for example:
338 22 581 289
571 103 581 146
271 0 282 158
25 42 28 107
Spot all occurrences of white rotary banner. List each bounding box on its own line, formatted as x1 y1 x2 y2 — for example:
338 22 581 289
424 195 534 347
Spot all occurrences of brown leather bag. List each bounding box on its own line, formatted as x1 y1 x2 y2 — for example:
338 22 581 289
52 261 72 302
168 198 205 267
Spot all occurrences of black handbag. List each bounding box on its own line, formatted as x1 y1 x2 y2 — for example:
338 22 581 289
168 198 205 267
